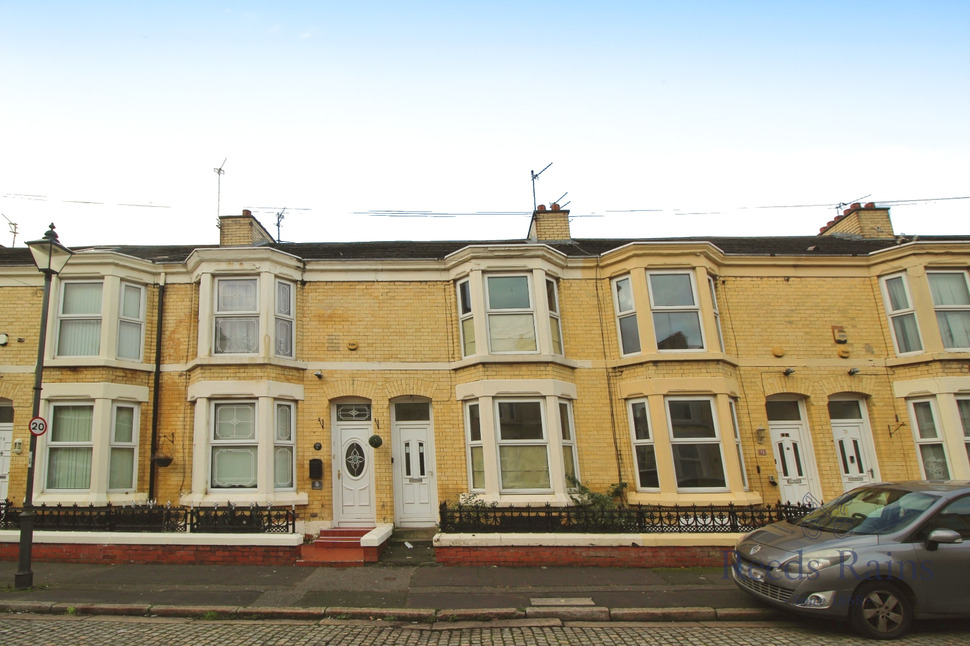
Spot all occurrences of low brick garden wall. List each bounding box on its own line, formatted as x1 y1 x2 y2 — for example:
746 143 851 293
435 544 729 567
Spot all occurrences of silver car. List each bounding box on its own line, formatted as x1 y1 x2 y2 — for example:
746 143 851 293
731 481 970 639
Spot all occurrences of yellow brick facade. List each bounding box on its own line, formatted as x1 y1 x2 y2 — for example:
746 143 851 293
1 206 968 536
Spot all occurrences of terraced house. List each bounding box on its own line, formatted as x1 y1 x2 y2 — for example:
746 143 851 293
0 203 968 564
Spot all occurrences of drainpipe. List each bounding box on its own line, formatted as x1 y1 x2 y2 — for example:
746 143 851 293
148 273 166 501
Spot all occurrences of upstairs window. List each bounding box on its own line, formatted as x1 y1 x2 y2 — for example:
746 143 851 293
215 279 258 354
457 279 475 356
57 281 103 357
708 276 724 352
117 282 145 361
486 275 537 353
546 279 563 355
881 274 923 354
612 275 640 355
649 272 704 350
928 271 970 350
275 280 295 358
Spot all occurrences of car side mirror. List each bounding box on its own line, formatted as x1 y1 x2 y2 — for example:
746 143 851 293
926 528 963 551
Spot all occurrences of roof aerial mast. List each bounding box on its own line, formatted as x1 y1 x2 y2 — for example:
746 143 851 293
214 158 227 226
531 162 553 211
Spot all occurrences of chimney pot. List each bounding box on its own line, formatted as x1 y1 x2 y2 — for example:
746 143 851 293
850 202 861 210
243 209 252 216
550 203 560 211
537 204 546 211
864 202 875 209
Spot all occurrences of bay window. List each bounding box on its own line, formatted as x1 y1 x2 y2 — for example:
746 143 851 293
496 400 549 490
275 280 295 358
211 401 258 488
546 279 563 355
46 404 94 490
649 272 704 350
214 278 259 354
708 276 724 352
959 398 970 465
558 401 579 488
465 402 484 490
928 271 970 350
612 275 640 355
628 400 659 489
486 275 537 353
666 397 727 490
274 402 296 490
117 282 145 360
57 281 103 356
881 274 923 354
108 404 138 491
457 279 475 356
909 399 950 479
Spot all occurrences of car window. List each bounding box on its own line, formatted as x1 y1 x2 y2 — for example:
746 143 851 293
797 487 937 535
917 495 970 540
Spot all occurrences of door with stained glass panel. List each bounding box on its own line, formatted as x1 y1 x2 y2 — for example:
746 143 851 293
828 399 878 492
332 403 375 527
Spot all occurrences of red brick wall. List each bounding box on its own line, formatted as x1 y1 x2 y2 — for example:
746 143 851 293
435 545 730 567
0 542 301 566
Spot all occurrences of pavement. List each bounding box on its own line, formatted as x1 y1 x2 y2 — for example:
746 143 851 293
0 539 781 625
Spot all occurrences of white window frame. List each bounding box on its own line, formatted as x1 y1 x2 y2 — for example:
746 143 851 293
708 275 724 352
117 282 146 361
558 400 579 489
44 403 94 491
274 279 295 358
214 277 259 355
958 397 970 469
494 398 551 493
56 280 104 357
485 274 538 354
274 401 296 490
108 403 139 492
649 271 705 351
210 400 259 490
628 399 660 491
457 279 476 357
880 273 924 355
665 396 728 492
729 399 748 490
546 278 564 355
612 275 641 356
908 398 951 480
927 271 970 350
465 402 484 491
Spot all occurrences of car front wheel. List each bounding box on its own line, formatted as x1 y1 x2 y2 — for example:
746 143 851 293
849 580 913 640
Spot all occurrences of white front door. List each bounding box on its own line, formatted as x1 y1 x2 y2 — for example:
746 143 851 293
393 423 437 526
832 422 875 491
332 403 375 527
768 423 818 504
0 425 11 501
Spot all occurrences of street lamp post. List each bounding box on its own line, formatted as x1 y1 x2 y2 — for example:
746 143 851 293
15 224 73 590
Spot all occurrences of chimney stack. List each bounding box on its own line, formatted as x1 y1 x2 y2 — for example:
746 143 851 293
818 202 894 239
527 203 571 242
219 209 276 246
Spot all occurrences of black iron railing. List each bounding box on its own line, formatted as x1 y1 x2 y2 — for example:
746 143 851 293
0 500 296 534
438 500 817 534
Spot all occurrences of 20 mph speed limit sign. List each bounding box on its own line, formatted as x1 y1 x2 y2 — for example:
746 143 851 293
29 416 48 436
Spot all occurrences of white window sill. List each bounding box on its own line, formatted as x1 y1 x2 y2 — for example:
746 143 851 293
179 491 309 507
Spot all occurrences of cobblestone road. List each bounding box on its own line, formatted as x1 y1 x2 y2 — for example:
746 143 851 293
1 615 969 646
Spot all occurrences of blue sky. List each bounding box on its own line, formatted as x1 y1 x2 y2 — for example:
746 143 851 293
1 2 967 246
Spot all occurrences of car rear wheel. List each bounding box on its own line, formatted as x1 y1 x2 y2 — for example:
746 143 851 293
849 580 913 640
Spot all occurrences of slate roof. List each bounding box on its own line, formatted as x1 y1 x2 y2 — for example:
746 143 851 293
1 234 968 266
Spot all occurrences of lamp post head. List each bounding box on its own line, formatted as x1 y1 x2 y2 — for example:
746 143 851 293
26 223 73 275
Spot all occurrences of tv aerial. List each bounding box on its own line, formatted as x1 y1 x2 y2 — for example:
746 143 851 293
531 162 552 211
1 213 17 247
214 158 227 224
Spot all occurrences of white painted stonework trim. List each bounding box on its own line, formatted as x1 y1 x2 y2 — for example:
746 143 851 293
0 530 303 547
433 532 741 548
